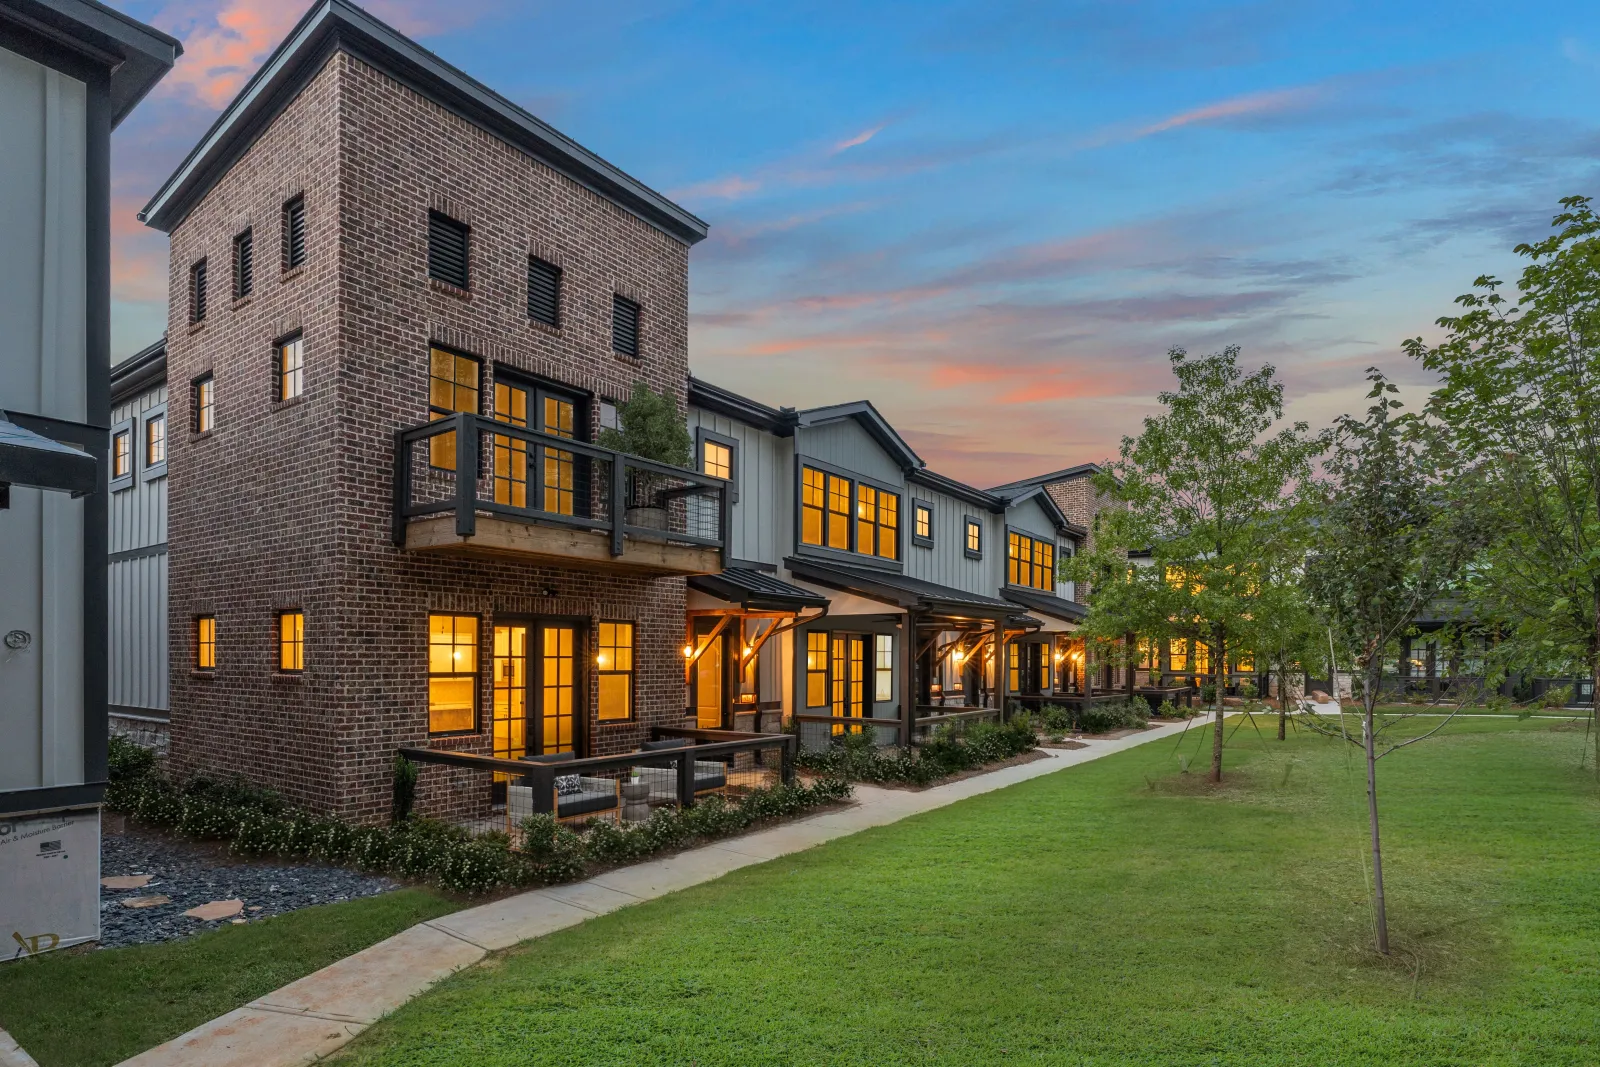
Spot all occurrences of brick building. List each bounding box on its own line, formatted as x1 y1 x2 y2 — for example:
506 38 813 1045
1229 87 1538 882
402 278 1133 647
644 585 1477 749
137 0 720 823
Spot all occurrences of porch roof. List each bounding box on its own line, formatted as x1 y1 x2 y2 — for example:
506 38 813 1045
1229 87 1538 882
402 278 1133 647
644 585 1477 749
0 415 97 497
1002 587 1088 624
784 557 1016 620
689 567 830 612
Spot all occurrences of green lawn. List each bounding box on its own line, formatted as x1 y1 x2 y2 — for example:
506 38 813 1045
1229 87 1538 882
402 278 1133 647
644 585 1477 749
332 718 1599 1066
0 887 462 1067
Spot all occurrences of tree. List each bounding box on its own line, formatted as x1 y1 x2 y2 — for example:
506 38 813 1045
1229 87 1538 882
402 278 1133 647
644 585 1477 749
597 380 692 468
1302 370 1484 955
1069 346 1326 781
1406 196 1600 770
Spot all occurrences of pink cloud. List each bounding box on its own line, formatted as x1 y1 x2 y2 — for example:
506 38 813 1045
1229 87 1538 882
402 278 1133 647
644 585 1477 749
1134 85 1324 138
158 1 303 108
831 123 886 154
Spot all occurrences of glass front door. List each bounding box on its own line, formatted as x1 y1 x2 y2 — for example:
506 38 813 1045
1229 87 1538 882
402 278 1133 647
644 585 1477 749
491 378 582 517
831 634 865 733
541 395 575 516
538 623 580 754
492 383 529 507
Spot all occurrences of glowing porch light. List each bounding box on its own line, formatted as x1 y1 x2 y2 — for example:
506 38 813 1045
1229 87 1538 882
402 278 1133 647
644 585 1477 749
682 644 695 658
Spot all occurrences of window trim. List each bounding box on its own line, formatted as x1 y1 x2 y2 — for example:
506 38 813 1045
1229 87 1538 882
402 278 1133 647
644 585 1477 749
274 331 305 403
526 254 562 328
282 194 306 271
192 373 215 434
427 612 481 736
963 516 983 560
277 610 306 674
793 455 905 570
911 499 934 549
141 405 168 482
595 619 636 723
109 418 134 491
195 615 216 671
695 427 739 503
427 210 471 290
1005 526 1058 592
232 227 254 300
611 293 641 358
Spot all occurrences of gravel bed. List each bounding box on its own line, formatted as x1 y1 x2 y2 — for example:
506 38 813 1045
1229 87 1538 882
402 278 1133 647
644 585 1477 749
99 828 399 948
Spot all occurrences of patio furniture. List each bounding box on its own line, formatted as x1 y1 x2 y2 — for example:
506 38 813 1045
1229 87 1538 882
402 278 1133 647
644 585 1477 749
621 779 652 823
506 751 620 827
630 737 728 796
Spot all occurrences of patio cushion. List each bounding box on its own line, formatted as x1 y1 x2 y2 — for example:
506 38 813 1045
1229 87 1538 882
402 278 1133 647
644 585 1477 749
557 781 618 818
521 751 576 764
631 761 727 793
554 774 582 796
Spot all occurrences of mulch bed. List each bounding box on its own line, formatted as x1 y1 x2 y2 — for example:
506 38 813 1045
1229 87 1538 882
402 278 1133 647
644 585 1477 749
98 825 399 949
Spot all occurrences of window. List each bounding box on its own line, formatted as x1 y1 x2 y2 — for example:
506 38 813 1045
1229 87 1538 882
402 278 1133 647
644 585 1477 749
144 414 166 467
597 622 633 721
703 440 731 480
874 634 893 702
111 429 131 478
233 228 253 299
276 335 304 401
196 616 216 670
428 346 480 469
527 256 561 326
194 375 214 433
282 195 306 270
806 632 828 707
1169 639 1188 673
1007 531 1056 591
801 467 825 546
913 502 933 547
428 614 478 733
965 518 983 559
189 258 207 323
826 472 851 550
856 484 899 560
428 211 470 289
598 400 618 431
278 611 305 672
1193 642 1210 675
1008 643 1020 693
612 294 640 358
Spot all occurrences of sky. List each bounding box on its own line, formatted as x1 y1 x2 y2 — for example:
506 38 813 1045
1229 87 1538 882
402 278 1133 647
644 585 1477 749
107 0 1600 488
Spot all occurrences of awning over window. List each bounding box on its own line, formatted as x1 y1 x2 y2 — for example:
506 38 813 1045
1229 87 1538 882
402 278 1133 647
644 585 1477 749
0 416 97 498
689 567 830 612
1002 586 1087 624
784 557 1017 622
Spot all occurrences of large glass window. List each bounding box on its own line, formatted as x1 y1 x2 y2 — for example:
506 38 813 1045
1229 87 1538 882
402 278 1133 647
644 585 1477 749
428 614 478 734
806 631 828 706
801 467 825 546
801 464 896 558
1007 531 1056 590
428 347 480 469
857 485 898 560
492 381 528 507
875 634 894 702
279 611 305 672
826 473 850 550
597 621 633 721
541 395 576 515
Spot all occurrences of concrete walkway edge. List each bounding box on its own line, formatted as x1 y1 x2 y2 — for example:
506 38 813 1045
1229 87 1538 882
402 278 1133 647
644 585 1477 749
115 721 1195 1067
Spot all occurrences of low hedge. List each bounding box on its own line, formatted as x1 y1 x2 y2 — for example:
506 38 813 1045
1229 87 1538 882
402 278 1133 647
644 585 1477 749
1039 699 1153 734
795 716 1038 786
105 736 851 895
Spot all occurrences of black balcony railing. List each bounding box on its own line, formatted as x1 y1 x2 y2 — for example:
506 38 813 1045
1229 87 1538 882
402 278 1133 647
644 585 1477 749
392 412 729 560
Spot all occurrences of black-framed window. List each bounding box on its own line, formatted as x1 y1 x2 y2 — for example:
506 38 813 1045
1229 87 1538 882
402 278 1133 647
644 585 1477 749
111 426 132 481
805 631 829 707
612 294 640 357
144 413 166 468
855 483 899 561
279 610 305 673
801 465 851 551
275 334 304 401
428 613 478 734
189 258 207 322
964 517 983 559
912 500 934 548
196 616 216 670
874 634 895 702
1007 529 1056 591
282 195 306 270
233 228 253 299
800 462 899 561
597 621 634 722
697 429 739 502
427 211 470 289
527 256 561 327
194 374 215 432
428 345 481 469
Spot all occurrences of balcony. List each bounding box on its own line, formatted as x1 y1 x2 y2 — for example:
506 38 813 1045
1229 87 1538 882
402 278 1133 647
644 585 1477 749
393 413 727 576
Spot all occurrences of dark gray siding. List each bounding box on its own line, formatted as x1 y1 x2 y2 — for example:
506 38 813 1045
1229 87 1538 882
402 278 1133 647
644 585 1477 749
108 383 168 714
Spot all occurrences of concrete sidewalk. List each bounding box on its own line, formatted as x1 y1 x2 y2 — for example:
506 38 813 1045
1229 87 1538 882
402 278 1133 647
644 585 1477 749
116 721 1192 1067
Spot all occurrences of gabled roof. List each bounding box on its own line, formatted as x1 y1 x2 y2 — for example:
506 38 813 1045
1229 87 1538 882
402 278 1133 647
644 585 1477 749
6 0 181 127
138 0 707 244
991 483 1086 539
794 401 922 471
689 567 828 612
906 467 1004 511
111 336 166 404
988 462 1114 494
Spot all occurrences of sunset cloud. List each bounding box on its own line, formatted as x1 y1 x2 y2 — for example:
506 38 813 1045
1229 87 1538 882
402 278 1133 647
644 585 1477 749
1134 85 1325 138
831 123 886 154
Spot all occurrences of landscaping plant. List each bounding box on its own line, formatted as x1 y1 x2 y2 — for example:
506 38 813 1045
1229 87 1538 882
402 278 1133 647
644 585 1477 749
795 717 1038 785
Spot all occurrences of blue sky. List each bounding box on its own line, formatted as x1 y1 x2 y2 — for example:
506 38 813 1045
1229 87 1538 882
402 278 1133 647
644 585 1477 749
108 0 1600 485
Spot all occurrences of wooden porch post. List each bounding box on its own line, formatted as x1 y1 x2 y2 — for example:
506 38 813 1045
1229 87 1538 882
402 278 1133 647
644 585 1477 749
902 609 919 748
995 616 1009 720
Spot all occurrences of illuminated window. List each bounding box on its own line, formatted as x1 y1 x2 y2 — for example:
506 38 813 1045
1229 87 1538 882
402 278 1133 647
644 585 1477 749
278 611 305 672
826 473 850 550
1008 642 1019 693
194 375 215 433
914 502 933 544
801 467 825 546
112 429 131 478
597 621 633 721
1007 531 1056 590
1038 649 1050 692
428 347 480 469
428 614 477 734
875 490 898 560
857 485 878 556
1235 652 1254 673
196 616 216 670
492 381 528 507
144 415 166 467
1169 639 1188 673
1194 642 1211 674
965 518 983 558
541 395 576 515
1138 638 1155 670
277 335 304 401
806 632 829 706
875 634 893 702
703 440 732 480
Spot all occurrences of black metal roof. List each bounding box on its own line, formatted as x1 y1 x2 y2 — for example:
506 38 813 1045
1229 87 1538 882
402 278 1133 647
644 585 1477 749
784 556 1017 618
989 462 1115 494
1001 586 1087 623
689 567 829 612
110 336 166 404
687 377 796 435
138 0 707 243
6 0 181 127
0 415 98 497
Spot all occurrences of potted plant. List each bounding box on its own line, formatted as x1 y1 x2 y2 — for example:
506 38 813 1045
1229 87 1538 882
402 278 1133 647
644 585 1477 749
597 381 692 529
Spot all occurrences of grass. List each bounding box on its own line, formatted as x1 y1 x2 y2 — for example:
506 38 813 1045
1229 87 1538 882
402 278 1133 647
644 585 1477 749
0 887 462 1067
330 718 1599 1066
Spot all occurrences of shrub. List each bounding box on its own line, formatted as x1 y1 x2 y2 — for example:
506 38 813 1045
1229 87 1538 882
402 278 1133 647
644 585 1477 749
1542 684 1574 709
804 717 1036 786
107 734 156 783
392 754 418 824
1076 698 1150 734
1040 704 1073 731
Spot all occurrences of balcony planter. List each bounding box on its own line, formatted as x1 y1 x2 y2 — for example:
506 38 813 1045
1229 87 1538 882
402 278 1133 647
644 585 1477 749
626 504 667 530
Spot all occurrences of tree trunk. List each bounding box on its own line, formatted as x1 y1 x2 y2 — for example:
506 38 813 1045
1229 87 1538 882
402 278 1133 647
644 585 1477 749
1590 624 1600 776
1277 654 1288 741
1211 631 1226 782
1363 669 1390 955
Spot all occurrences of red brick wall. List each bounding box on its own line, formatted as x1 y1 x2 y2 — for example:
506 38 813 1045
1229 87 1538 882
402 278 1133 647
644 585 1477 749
165 52 695 823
